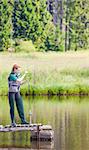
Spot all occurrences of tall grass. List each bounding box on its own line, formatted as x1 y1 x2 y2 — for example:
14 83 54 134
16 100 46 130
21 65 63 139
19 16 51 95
1 68 89 96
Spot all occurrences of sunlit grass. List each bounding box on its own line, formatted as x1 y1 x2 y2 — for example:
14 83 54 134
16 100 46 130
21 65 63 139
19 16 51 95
1 68 89 95
0 51 89 95
0 50 89 72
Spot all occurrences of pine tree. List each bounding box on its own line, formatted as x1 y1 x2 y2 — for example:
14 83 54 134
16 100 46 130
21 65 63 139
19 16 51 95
12 0 57 51
0 0 13 51
47 0 89 51
73 0 88 50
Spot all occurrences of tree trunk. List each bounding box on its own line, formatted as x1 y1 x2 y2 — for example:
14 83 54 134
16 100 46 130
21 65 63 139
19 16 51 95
59 0 63 31
68 20 71 50
53 0 58 25
65 0 68 52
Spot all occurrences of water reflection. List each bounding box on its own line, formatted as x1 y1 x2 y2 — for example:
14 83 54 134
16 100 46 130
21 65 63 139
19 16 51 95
0 96 89 150
0 131 54 149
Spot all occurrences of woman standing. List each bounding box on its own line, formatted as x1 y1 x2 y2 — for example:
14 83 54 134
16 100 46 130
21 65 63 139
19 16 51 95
8 64 29 127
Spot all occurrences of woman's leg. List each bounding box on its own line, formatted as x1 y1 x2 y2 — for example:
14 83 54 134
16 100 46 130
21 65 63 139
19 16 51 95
8 92 15 123
15 92 26 123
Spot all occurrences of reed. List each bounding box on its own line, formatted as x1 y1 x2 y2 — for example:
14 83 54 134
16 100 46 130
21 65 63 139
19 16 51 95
1 68 89 96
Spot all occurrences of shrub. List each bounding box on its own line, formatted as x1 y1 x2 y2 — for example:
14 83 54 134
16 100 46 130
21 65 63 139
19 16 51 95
15 40 36 52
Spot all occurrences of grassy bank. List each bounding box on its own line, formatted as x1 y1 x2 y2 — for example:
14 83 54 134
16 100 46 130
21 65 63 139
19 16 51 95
0 51 89 96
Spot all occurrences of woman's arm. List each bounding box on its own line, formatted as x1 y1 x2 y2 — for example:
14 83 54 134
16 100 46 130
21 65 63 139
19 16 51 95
17 71 28 82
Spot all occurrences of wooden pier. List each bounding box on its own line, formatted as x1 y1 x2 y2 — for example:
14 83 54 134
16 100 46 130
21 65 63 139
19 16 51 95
0 124 54 141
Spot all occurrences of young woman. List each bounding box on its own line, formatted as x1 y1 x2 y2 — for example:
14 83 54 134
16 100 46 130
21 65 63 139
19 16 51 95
8 64 29 127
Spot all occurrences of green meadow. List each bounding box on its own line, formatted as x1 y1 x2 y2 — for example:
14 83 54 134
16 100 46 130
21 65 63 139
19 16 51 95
0 51 89 96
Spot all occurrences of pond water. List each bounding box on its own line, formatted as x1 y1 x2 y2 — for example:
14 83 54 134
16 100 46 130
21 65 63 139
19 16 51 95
0 96 89 150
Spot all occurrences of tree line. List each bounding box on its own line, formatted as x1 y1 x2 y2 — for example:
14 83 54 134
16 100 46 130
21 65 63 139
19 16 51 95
0 0 89 52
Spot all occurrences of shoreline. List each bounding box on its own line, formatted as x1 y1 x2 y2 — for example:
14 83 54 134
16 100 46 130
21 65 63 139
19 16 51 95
0 91 89 97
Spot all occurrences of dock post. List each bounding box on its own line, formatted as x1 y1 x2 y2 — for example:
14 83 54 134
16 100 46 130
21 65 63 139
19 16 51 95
37 125 40 141
29 111 32 124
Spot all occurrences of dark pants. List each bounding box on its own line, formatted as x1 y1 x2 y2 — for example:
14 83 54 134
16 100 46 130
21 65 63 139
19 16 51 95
8 92 26 123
